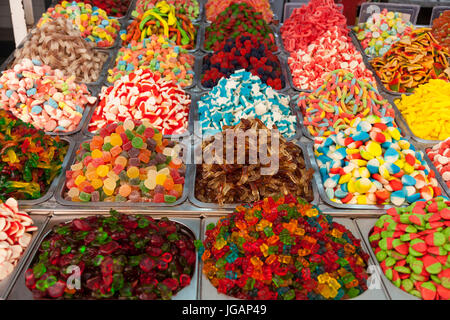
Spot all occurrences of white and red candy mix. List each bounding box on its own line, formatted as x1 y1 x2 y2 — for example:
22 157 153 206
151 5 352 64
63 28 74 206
427 138 450 189
288 26 376 90
89 69 190 135
0 58 97 133
0 198 37 281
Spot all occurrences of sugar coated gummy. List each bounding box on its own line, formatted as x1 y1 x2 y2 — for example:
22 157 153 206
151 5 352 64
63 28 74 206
65 120 185 203
427 138 450 190
205 0 274 24
25 211 195 299
370 197 450 300
314 116 442 206
197 195 370 300
58 0 132 17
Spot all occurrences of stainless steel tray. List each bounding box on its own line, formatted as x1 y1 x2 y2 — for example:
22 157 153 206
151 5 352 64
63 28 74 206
7 213 201 300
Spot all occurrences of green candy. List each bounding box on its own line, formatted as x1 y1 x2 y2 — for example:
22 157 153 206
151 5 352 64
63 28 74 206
409 289 422 299
385 257 396 267
430 274 441 285
387 250 406 260
405 225 418 233
394 266 411 274
410 273 427 282
376 250 387 262
402 278 414 292
385 268 393 280
410 259 424 274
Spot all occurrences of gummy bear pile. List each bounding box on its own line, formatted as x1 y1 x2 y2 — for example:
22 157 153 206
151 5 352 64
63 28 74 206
25 212 195 299
197 195 370 300
0 109 68 201
65 119 185 203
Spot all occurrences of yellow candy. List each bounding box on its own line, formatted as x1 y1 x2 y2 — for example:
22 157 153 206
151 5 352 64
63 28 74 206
127 166 140 179
366 141 382 157
91 149 103 159
355 177 372 194
356 195 368 204
103 186 114 196
339 173 351 184
388 127 401 141
74 175 86 186
358 167 370 178
394 159 404 169
348 178 357 193
91 178 103 189
110 133 122 146
155 173 167 185
96 165 109 177
403 163 414 174
360 149 374 160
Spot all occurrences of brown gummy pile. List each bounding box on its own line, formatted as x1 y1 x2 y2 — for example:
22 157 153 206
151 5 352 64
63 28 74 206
195 118 315 205
13 18 108 83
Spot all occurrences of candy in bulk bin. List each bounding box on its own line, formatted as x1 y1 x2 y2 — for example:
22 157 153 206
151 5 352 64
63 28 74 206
195 119 314 205
297 70 394 138
196 196 370 299
12 18 108 84
65 120 185 204
38 2 121 48
313 116 441 206
371 28 450 93
204 3 277 53
0 110 68 201
90 69 190 135
0 59 96 133
369 197 450 300
198 70 294 138
395 79 450 141
58 0 132 17
135 0 200 22
353 9 414 58
107 37 194 87
25 211 195 299
201 35 284 90
431 10 450 52
205 0 274 24
427 139 450 189
124 2 197 49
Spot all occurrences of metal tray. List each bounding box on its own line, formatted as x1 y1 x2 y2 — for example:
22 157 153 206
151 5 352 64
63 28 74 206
189 141 320 209
430 6 450 24
355 218 419 300
0 214 50 300
358 2 420 25
7 213 201 300
199 216 388 300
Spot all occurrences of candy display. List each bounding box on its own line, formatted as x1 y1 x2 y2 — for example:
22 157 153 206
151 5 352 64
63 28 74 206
135 0 200 22
280 0 347 54
0 109 68 201
106 37 194 87
90 69 190 135
13 18 108 84
205 0 273 24
58 0 132 17
369 197 450 300
202 35 284 90
38 2 121 48
288 27 376 91
25 211 195 299
427 139 450 189
371 28 450 93
65 119 186 203
353 9 414 57
431 10 450 52
314 116 442 206
0 198 37 281
195 118 314 205
198 70 295 138
298 70 394 138
204 3 277 52
197 195 370 299
124 2 197 49
394 79 450 141
0 58 97 133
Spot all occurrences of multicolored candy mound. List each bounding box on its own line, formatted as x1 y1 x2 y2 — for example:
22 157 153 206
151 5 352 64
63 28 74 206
0 110 68 201
369 197 450 300
25 211 195 299
196 195 370 300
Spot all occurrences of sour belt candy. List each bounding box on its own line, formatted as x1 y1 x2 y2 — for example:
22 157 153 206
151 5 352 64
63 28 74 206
431 10 450 52
65 120 185 203
58 0 132 17
135 0 200 21
202 34 284 90
314 116 442 206
0 109 68 201
197 195 370 300
288 27 376 90
298 70 394 137
90 69 190 135
38 2 121 48
0 58 96 133
198 70 295 138
369 197 450 300
25 212 195 299
106 37 195 88
13 18 108 84
280 0 347 53
205 0 273 24
353 9 414 57
427 139 450 189
371 28 450 93
395 79 450 141
0 198 37 281
204 3 277 52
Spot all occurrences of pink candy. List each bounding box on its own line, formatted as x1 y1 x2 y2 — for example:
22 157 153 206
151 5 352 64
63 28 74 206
427 138 450 189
